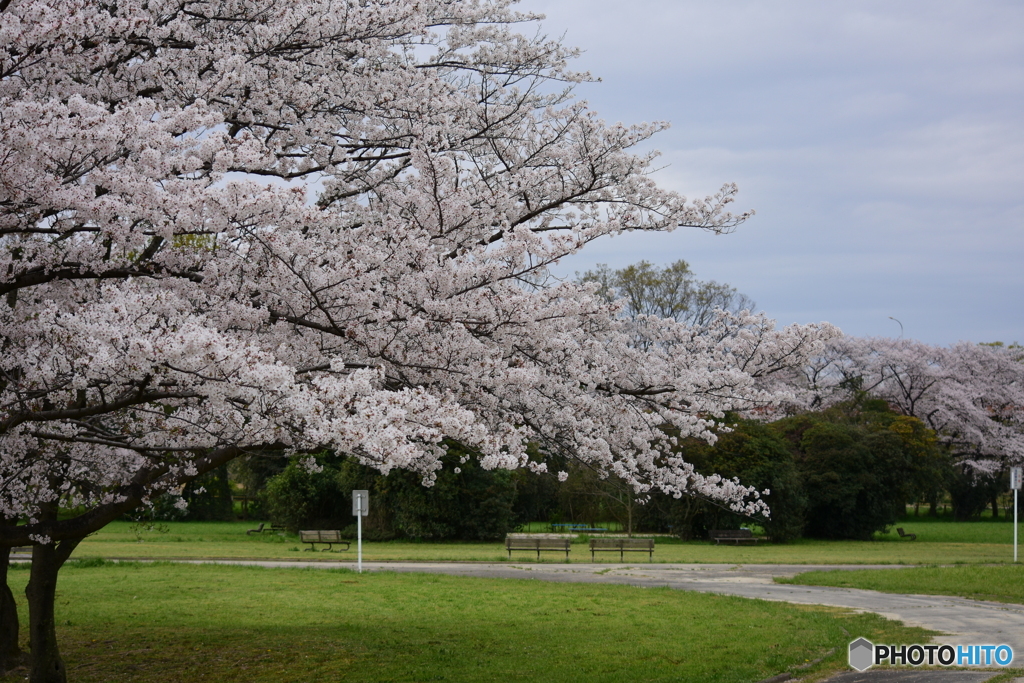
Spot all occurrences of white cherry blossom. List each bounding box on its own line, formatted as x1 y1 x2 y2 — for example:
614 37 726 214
787 336 1024 470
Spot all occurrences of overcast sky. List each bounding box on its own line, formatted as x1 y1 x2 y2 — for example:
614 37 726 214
517 0 1024 345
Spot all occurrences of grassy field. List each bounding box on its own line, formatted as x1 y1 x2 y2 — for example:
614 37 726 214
65 517 1023 565
1 560 935 683
778 564 1024 605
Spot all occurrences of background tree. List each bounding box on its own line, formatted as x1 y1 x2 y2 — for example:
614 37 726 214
578 260 755 326
694 418 806 542
778 336 1024 523
771 399 940 540
554 462 642 535
262 446 519 541
947 466 1006 521
376 445 519 542
509 446 565 529
637 418 805 542
796 337 1024 471
227 454 288 521
261 455 352 535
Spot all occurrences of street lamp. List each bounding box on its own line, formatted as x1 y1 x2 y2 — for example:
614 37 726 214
888 316 904 339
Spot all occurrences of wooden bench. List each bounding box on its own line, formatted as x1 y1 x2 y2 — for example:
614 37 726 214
505 536 571 560
246 522 266 535
589 538 654 561
299 530 351 552
709 529 759 545
896 527 916 541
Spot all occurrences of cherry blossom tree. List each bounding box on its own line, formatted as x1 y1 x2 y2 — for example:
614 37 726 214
1 1 837 680
792 337 1024 469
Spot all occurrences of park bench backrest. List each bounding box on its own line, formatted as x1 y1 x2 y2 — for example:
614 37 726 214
589 539 654 550
300 530 343 543
505 537 570 550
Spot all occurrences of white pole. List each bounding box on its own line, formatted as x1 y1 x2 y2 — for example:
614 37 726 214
357 496 363 574
1014 467 1022 564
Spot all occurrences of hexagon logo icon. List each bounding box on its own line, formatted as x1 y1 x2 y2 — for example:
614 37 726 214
849 638 874 671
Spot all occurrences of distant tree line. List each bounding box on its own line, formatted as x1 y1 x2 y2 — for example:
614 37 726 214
150 392 1013 543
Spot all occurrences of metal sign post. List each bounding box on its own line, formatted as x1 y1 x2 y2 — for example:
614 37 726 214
352 490 369 573
1011 467 1022 563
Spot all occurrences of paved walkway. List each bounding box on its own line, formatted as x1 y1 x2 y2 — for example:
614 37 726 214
178 559 1024 660
822 673 1003 682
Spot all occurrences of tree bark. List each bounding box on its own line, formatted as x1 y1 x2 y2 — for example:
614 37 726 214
25 528 80 683
0 543 26 676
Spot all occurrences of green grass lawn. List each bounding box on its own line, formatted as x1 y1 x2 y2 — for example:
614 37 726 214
885 515 1020 544
778 564 1024 605
67 517 1023 565
2 560 934 683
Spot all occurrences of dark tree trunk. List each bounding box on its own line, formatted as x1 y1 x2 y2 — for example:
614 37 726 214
991 495 999 520
0 544 26 675
26 532 80 683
